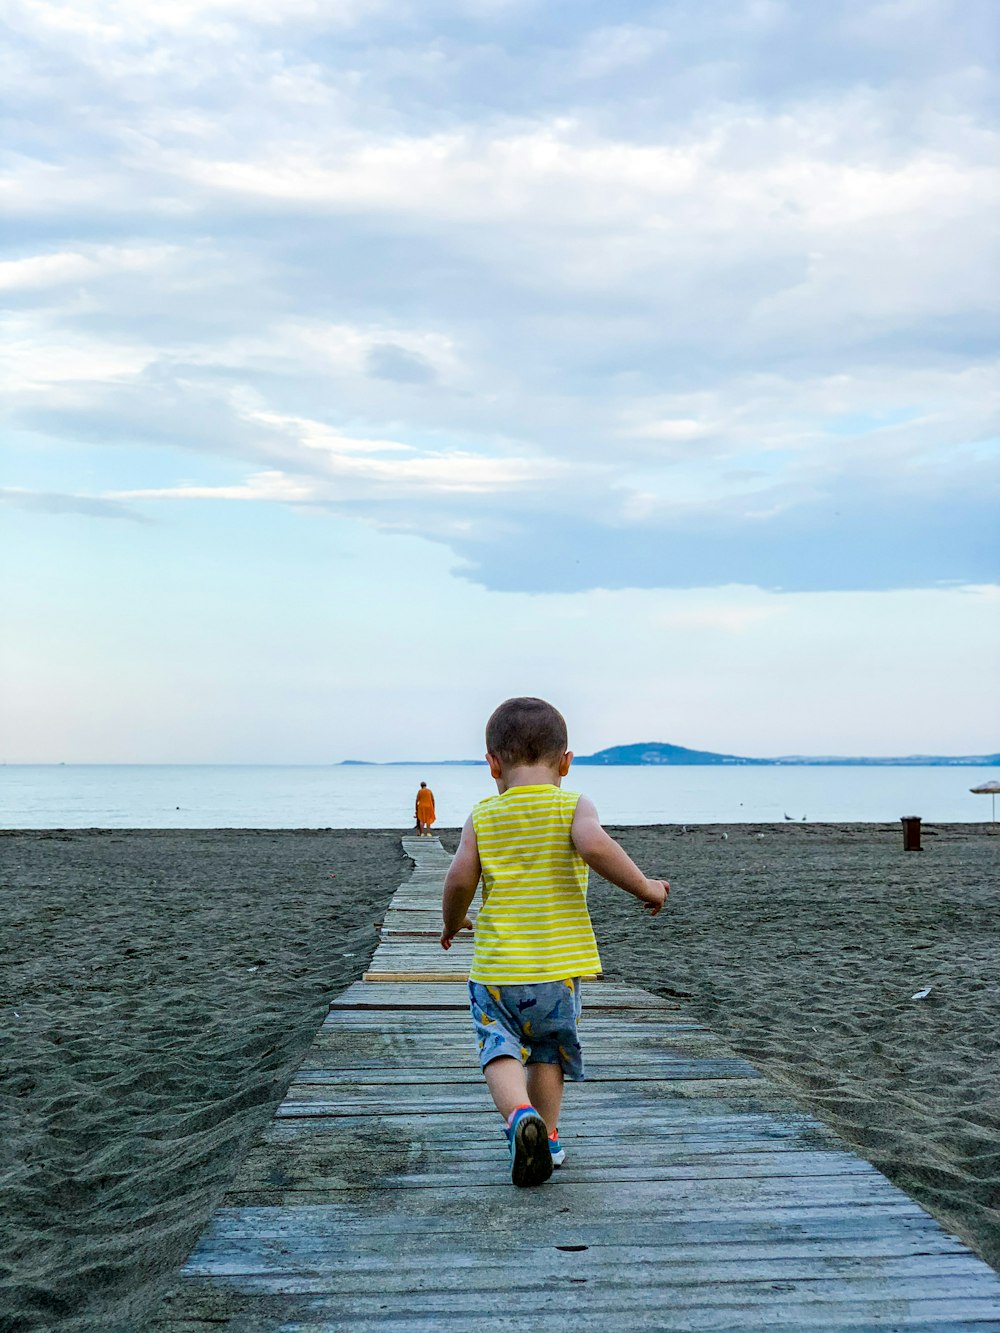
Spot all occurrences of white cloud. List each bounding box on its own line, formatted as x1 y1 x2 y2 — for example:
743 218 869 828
195 319 464 384
246 412 416 456
111 444 572 503
0 244 177 291
0 316 156 391
574 23 673 79
652 602 785 635
624 418 713 443
2 0 997 596
9 0 382 42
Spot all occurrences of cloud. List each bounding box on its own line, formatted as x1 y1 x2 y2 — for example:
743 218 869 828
0 487 151 523
436 481 1000 595
3 0 998 594
366 343 437 384
0 244 177 295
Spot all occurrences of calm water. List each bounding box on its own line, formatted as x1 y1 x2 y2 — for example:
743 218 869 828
1 764 996 829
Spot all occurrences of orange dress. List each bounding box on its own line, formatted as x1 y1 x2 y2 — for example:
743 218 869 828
415 787 436 826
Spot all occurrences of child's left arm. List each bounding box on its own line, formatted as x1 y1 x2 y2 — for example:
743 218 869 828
441 815 480 949
571 796 669 914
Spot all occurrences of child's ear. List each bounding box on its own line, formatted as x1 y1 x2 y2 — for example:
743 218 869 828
558 750 573 777
486 751 504 779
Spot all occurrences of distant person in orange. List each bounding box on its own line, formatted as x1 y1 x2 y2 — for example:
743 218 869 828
415 781 436 836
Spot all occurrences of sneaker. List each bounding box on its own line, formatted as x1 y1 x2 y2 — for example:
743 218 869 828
549 1132 566 1168
506 1107 553 1188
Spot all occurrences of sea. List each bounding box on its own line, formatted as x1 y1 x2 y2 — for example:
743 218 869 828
1 764 996 829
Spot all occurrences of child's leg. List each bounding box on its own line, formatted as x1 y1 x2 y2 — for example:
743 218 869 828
483 1055 531 1119
526 1061 564 1134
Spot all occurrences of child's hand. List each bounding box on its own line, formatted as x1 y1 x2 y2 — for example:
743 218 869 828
641 879 669 915
440 917 474 950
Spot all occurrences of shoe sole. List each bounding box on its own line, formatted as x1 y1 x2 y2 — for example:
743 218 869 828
511 1114 553 1188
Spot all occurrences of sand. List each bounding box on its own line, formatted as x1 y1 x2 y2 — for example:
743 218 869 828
1 823 998 1330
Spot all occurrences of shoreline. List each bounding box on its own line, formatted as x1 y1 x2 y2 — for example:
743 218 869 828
1 824 997 1329
5 820 997 834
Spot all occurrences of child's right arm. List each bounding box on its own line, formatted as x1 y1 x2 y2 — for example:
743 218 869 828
571 796 669 914
441 815 480 948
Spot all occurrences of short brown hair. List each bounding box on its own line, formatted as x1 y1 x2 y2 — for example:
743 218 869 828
485 697 568 766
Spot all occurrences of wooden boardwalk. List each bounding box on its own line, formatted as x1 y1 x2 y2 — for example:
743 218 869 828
160 836 1000 1330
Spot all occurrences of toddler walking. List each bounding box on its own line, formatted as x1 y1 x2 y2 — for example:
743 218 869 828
441 696 669 1187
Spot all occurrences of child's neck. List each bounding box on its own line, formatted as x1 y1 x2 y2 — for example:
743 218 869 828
495 764 563 794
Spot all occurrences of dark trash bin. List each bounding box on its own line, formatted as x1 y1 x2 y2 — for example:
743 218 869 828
901 816 922 851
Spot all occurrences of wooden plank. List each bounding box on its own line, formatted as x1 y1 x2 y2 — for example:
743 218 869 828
221 1174 940 1209
330 980 467 1008
187 1199 939 1240
313 1019 713 1043
379 929 472 940
330 980 681 1010
363 971 472 982
274 1092 784 1122
230 1151 879 1194
382 907 470 920
367 948 473 962
363 962 473 970
274 1078 782 1116
304 1043 716 1062
180 1228 972 1265
186 1254 986 1300
190 1244 991 1315
288 1058 761 1084
259 1112 843 1146
301 1046 731 1067
168 1279 1000 1322
163 1299 1000 1332
241 1142 862 1185
258 1120 847 1153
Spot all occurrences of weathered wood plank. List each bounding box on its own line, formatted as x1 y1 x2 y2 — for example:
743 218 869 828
187 1199 939 1240
288 1057 761 1084
179 1229 972 1267
259 1112 843 1146
163 1296 1000 1332
319 1016 696 1037
312 1023 718 1051
237 1144 867 1190
221 1173 943 1209
167 1277 1000 1315
362 971 472 982
274 1077 781 1117
229 1150 880 1194
330 980 680 1010
182 1251 987 1286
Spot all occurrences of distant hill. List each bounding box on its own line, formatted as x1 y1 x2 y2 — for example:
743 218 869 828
340 744 999 767
574 743 1000 767
574 743 763 766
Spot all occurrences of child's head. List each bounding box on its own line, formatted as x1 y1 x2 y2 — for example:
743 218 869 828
485 697 570 777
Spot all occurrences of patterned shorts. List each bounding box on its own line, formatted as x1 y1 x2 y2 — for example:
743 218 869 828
468 979 585 1080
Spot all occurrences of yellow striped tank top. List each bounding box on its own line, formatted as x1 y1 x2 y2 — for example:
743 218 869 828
469 784 602 984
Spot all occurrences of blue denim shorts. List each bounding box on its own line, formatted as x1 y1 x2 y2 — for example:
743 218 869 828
468 979 584 1080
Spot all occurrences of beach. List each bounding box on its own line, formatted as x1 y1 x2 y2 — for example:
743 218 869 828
1 824 997 1330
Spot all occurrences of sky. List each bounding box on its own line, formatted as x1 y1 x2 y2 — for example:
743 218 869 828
1 0 998 763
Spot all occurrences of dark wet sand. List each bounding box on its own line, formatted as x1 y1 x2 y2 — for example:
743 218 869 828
1 824 997 1330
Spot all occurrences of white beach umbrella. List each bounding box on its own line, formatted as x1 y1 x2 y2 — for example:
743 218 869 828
970 779 1000 824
